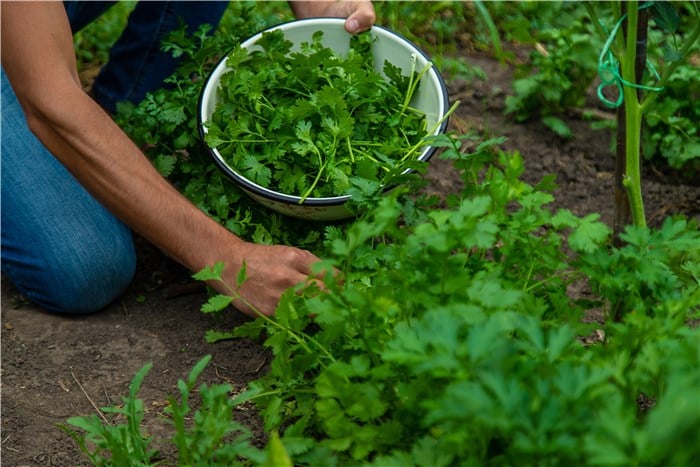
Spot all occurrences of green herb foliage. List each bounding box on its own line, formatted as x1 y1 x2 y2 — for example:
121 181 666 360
115 4 328 249
59 362 157 466
198 135 699 465
62 136 700 464
71 3 700 465
500 2 601 138
205 29 429 200
61 356 270 466
165 355 264 465
643 60 700 169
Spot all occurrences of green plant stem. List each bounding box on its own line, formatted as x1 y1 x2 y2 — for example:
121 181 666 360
474 0 506 63
400 59 433 117
400 100 460 162
346 136 355 163
625 129 645 231
220 279 335 365
301 156 328 201
619 1 646 227
583 2 608 41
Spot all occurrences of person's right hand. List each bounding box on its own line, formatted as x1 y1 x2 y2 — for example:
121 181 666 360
215 242 323 317
290 1 376 33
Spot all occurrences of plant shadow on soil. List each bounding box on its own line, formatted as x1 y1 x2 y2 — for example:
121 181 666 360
2 52 698 466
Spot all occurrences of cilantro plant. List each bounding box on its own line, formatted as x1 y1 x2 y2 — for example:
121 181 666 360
496 1 601 138
205 29 433 201
61 355 278 466
68 3 700 465
62 130 700 465
196 133 700 465
643 59 700 170
59 362 157 466
115 5 329 250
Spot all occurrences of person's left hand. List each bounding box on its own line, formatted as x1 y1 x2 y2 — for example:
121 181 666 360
290 1 376 33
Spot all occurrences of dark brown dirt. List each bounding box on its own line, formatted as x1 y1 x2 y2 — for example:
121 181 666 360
2 51 698 466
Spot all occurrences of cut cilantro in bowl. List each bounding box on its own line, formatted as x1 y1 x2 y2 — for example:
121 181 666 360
199 19 452 220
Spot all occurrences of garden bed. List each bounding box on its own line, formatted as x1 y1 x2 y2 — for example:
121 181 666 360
2 46 699 465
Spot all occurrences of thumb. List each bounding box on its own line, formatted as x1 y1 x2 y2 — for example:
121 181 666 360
344 3 376 33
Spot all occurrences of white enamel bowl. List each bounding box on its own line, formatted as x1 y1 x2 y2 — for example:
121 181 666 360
199 18 450 221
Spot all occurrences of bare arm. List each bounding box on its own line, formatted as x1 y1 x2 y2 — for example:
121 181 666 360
1 2 320 317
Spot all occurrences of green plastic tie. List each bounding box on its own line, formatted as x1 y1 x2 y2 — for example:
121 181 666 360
596 3 664 109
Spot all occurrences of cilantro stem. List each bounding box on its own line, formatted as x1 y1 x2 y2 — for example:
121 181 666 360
400 59 434 117
351 149 389 170
346 136 355 163
399 127 413 149
401 54 418 115
278 86 312 98
400 100 461 163
247 305 334 365
244 388 316 402
224 139 275 144
216 278 335 363
300 154 327 202
524 271 580 293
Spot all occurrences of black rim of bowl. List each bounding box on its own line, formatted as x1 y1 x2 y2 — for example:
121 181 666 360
197 18 450 207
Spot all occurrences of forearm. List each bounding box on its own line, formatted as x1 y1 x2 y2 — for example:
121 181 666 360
2 1 323 316
25 85 242 274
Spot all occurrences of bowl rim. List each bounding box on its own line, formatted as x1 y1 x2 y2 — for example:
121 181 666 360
197 17 450 207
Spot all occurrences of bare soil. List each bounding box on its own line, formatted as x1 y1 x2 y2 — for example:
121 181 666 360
2 52 698 466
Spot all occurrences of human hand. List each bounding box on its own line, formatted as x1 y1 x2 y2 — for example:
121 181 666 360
290 1 376 33
216 242 323 317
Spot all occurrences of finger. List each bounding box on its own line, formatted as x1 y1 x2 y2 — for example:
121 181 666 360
345 2 376 33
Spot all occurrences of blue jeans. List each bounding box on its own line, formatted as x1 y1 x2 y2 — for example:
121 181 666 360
66 1 230 113
1 2 228 313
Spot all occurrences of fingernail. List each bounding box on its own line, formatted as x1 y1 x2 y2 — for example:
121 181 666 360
347 19 359 33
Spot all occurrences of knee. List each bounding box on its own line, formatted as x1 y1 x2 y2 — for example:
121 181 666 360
13 236 137 315
48 241 137 314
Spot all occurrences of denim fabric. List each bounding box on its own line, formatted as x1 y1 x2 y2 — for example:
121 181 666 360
1 2 228 312
64 1 117 33
66 1 229 113
1 70 136 313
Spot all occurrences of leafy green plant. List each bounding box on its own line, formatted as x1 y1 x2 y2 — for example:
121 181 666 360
69 4 700 466
578 216 700 320
62 356 269 466
114 5 328 250
501 2 601 138
59 362 158 466
73 2 137 76
205 29 435 200
374 1 472 55
62 131 700 464
643 59 700 169
165 355 263 465
491 1 699 170
197 132 700 465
